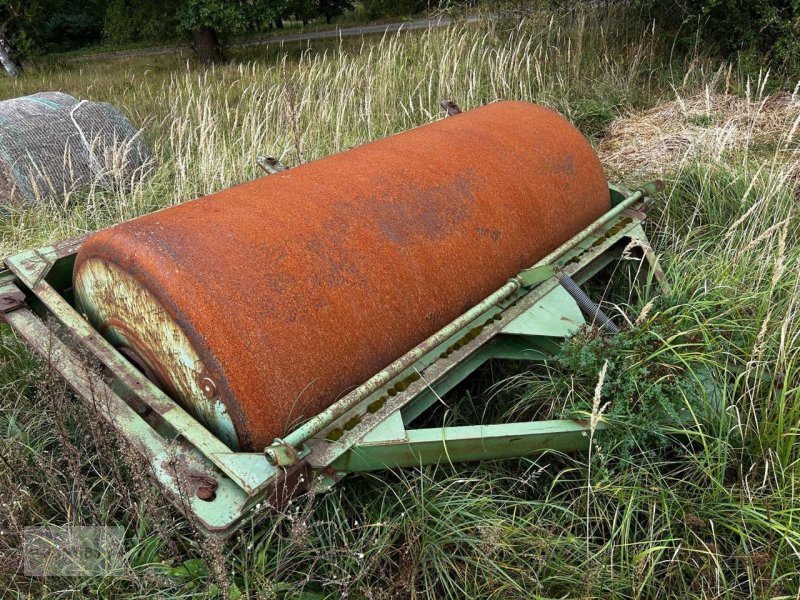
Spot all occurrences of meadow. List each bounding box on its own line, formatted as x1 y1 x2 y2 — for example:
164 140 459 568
1 4 799 598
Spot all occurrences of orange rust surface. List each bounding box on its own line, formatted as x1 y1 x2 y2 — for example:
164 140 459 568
73 101 610 451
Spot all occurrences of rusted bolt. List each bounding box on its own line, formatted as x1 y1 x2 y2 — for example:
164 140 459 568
200 376 217 398
196 486 216 501
187 471 218 501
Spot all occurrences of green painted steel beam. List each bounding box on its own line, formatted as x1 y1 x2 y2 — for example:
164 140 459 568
399 335 554 426
330 419 607 472
400 280 587 426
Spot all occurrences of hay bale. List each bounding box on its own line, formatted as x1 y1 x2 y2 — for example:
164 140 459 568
0 92 153 207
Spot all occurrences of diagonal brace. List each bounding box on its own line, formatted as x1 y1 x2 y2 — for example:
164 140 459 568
329 418 606 472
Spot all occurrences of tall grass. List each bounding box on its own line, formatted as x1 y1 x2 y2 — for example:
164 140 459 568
1 4 800 598
1 5 694 256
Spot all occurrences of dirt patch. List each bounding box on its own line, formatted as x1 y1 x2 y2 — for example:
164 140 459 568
598 92 800 179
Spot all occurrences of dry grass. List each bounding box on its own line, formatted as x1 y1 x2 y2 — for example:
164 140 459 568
0 5 685 257
600 78 800 179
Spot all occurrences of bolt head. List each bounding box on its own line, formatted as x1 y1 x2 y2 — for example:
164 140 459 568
200 376 217 398
196 486 216 501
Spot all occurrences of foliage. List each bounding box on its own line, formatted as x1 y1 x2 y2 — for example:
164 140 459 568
176 0 286 36
1 0 107 58
636 0 800 72
547 313 719 471
176 0 248 35
0 0 44 60
283 0 318 24
358 0 472 20
34 0 106 53
694 0 800 70
318 0 354 23
103 0 180 45
361 0 429 19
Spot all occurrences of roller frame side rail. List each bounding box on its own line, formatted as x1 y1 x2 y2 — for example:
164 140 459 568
0 182 666 538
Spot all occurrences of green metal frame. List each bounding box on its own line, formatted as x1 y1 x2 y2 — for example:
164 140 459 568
0 182 665 537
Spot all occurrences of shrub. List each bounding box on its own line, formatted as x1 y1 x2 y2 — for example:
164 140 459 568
103 0 180 45
639 0 800 72
360 0 435 19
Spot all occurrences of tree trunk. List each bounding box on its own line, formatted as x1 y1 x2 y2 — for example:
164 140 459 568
275 16 284 29
0 29 22 78
325 14 332 24
302 18 309 25
192 26 223 63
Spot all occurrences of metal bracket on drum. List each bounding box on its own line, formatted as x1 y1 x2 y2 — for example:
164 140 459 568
256 155 289 175
440 100 462 116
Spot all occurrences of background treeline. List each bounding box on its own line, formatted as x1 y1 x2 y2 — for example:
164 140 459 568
2 0 448 56
2 0 800 71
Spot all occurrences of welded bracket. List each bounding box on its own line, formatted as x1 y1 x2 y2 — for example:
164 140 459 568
0 282 25 316
440 100 462 116
265 438 310 467
517 264 555 288
500 284 584 338
256 155 288 175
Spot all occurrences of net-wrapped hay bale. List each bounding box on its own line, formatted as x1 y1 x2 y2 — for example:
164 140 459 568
0 92 153 207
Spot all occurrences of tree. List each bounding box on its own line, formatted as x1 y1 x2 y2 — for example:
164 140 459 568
0 26 20 77
0 0 42 77
177 0 286 63
104 0 180 46
0 0 107 76
284 0 317 25
36 0 106 54
318 0 353 24
361 0 427 20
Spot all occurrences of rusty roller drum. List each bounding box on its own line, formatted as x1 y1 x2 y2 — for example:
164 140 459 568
73 101 610 451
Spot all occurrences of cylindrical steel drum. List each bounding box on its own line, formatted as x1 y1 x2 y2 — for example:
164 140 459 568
73 101 610 451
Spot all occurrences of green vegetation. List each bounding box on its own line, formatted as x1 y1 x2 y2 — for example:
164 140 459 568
5 1 800 73
647 0 800 72
1 2 800 598
0 0 445 70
